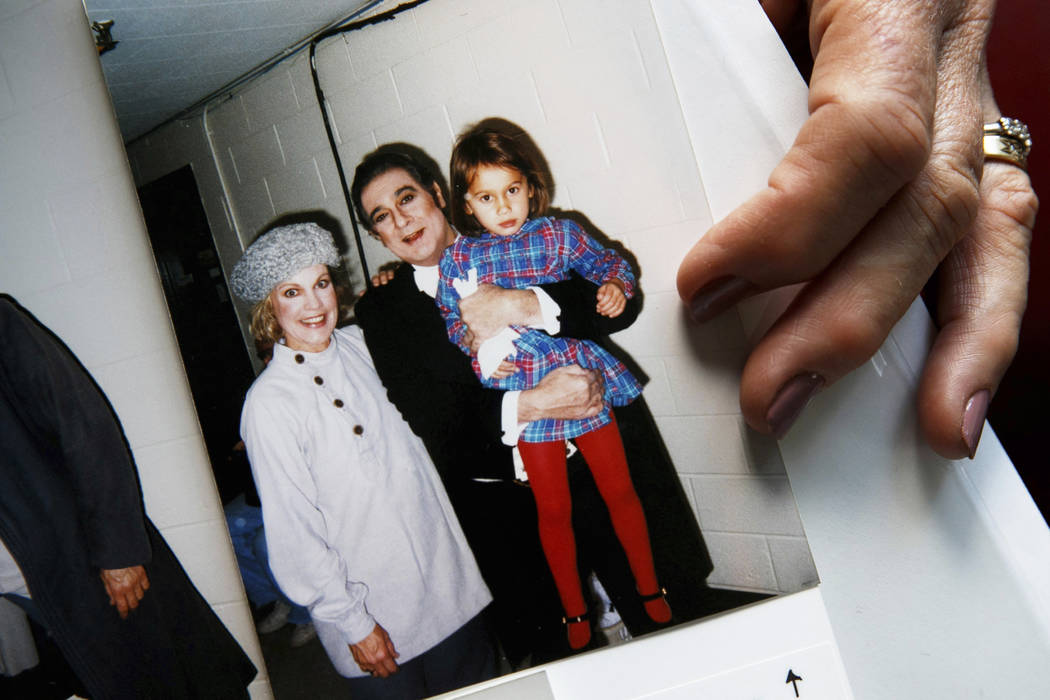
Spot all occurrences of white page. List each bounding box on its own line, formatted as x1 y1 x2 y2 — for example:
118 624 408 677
657 1 1050 698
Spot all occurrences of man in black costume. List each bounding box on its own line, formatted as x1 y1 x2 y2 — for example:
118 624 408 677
0 295 256 698
351 148 716 666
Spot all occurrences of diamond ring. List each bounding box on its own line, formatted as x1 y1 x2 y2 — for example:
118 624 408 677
984 117 1032 170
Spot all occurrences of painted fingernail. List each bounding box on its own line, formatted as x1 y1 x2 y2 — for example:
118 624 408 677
962 389 990 459
766 373 825 439
687 276 757 323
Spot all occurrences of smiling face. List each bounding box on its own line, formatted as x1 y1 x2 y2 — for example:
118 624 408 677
463 165 533 236
270 264 337 353
360 167 456 267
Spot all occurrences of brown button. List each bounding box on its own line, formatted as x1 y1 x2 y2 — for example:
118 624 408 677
353 425 364 435
333 399 344 408
294 354 304 364
314 376 323 385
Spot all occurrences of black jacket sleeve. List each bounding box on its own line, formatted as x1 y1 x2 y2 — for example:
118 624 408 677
540 272 640 341
354 282 515 482
0 296 151 570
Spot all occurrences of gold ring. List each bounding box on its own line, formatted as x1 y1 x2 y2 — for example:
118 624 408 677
983 117 1032 170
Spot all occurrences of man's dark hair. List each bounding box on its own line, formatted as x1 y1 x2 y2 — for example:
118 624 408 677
350 146 443 231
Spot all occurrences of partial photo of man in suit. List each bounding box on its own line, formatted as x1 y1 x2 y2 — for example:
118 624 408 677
350 146 722 669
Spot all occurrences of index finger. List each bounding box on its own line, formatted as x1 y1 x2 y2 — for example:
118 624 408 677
678 0 946 318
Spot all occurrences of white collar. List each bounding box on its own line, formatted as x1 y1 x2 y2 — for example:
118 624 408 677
411 264 440 298
273 332 338 366
411 233 459 297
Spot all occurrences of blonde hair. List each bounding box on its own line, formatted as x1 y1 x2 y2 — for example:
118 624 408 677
249 295 283 348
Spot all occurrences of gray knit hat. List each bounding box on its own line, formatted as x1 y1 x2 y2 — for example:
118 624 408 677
230 223 341 303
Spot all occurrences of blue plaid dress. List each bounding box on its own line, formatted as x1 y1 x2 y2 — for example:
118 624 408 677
436 216 643 443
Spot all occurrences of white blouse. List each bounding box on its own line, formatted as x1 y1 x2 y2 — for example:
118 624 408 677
240 325 490 677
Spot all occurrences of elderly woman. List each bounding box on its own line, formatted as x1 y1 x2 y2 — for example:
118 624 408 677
230 223 494 699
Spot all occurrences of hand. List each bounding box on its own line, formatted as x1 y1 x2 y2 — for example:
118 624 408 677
100 565 150 619
518 365 604 423
358 262 401 296
459 284 541 353
371 268 396 287
596 280 626 318
677 0 1034 458
349 623 400 678
490 359 519 379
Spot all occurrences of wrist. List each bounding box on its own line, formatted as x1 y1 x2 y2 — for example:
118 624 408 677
529 286 562 334
517 388 540 423
514 285 546 327
505 287 542 326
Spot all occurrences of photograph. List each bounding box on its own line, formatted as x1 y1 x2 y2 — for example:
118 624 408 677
126 0 817 695
3 0 1048 699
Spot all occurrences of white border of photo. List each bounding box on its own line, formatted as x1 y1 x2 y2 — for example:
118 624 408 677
661 2 1050 700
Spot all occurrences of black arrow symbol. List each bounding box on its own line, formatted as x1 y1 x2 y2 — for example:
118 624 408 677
785 669 803 697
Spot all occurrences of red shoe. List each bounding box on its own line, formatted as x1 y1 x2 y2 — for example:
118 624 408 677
562 611 592 650
639 586 672 624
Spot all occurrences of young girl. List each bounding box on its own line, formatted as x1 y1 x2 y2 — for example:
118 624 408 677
435 126 671 650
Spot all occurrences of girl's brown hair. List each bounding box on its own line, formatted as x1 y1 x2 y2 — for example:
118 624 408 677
449 126 550 234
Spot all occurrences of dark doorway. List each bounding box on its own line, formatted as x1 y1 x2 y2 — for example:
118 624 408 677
138 166 256 501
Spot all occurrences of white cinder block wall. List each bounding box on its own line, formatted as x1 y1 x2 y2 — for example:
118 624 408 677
0 2 271 697
127 0 816 595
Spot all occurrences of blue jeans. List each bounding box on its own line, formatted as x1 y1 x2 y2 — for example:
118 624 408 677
224 495 310 625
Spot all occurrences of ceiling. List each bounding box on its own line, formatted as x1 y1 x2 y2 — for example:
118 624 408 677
83 0 377 143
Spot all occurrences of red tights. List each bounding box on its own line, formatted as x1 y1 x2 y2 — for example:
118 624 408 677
518 414 669 649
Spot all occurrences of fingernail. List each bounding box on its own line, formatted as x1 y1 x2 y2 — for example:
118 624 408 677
962 389 990 459
766 373 825 439
687 276 757 323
